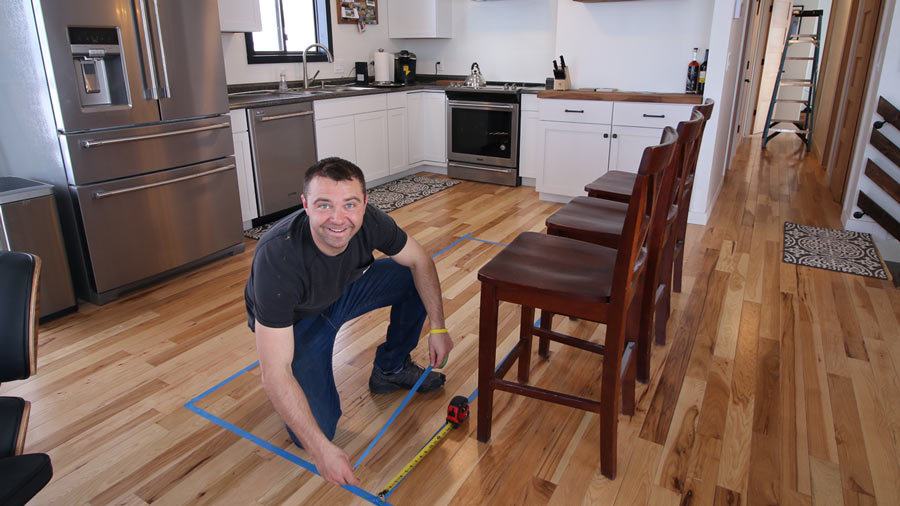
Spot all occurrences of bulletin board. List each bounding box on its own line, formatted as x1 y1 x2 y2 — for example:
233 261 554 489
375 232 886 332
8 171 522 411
337 0 378 25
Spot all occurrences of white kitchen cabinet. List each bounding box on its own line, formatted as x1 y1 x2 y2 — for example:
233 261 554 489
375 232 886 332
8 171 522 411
354 110 390 181
537 121 611 198
421 92 447 163
218 0 262 32
388 0 452 39
388 107 409 174
315 116 357 164
608 126 663 174
229 108 257 228
519 110 542 180
407 93 425 163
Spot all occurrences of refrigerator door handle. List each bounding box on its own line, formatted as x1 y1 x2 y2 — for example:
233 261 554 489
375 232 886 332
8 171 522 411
79 122 230 149
149 0 171 99
133 0 160 99
92 164 236 199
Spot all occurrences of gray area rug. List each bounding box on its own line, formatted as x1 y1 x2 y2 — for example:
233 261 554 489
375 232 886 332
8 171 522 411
782 222 888 279
244 175 461 240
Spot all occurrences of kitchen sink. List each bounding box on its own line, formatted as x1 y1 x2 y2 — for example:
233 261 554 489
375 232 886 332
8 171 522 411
228 89 333 98
322 85 373 92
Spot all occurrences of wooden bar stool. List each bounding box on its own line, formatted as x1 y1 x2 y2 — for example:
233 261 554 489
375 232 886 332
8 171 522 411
476 128 678 480
583 99 715 293
544 112 705 382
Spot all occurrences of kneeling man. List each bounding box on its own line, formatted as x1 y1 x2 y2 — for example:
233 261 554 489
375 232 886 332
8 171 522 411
245 158 452 486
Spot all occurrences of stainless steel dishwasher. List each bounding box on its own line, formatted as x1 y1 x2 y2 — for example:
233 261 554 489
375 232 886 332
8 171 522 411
249 102 317 216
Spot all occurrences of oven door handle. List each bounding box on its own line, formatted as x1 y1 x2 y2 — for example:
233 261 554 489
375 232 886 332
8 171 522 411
449 162 514 173
447 100 517 111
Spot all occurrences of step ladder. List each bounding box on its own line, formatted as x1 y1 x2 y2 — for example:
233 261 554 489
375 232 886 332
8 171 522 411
762 7 824 150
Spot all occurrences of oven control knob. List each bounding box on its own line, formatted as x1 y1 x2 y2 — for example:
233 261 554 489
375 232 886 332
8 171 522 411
500 144 506 151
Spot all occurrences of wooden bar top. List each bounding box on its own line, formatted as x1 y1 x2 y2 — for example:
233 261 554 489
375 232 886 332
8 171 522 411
536 89 703 104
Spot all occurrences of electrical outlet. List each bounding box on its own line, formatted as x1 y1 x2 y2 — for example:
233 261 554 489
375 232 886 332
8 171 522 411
333 61 346 74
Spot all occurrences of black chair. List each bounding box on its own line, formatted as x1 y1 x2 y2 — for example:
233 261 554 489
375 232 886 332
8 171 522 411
0 252 52 504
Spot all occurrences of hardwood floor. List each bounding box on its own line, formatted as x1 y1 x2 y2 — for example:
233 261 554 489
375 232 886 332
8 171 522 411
4 135 899 505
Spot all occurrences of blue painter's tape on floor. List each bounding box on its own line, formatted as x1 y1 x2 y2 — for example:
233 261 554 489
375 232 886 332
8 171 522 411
183 233 507 504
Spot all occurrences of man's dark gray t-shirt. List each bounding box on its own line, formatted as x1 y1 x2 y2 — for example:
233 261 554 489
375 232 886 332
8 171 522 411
244 205 408 330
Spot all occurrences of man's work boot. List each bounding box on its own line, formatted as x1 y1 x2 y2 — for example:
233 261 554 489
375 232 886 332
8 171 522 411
369 356 445 394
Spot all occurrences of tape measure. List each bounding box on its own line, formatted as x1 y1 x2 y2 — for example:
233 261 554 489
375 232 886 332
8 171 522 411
377 395 470 498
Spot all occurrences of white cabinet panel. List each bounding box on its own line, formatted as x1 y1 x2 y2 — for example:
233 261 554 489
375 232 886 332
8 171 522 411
354 111 389 182
537 121 611 198
612 102 693 128
388 108 409 174
608 126 664 174
422 92 446 163
519 110 542 179
232 132 257 226
387 92 407 110
538 99 613 124
218 0 261 32
315 116 357 163
388 0 452 39
314 94 388 120
229 108 248 133
407 93 425 164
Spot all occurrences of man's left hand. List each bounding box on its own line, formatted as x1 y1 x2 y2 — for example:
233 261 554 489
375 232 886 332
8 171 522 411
428 331 453 369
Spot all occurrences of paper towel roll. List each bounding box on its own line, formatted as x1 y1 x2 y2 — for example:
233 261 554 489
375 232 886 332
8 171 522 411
374 51 394 83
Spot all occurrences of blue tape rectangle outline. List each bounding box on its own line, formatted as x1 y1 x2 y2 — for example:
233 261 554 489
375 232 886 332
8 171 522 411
183 234 509 504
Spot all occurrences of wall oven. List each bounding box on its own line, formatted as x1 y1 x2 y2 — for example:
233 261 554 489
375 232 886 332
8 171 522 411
446 89 520 186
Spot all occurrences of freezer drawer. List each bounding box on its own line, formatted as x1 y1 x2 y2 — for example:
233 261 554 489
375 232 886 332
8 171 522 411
61 116 234 185
72 158 242 293
249 102 317 216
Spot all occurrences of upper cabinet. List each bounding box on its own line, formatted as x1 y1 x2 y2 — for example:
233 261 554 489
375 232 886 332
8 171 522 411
388 0 452 39
218 0 262 32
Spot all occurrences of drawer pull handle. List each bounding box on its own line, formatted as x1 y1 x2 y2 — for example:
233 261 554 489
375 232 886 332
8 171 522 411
564 109 585 113
92 164 235 199
642 113 666 118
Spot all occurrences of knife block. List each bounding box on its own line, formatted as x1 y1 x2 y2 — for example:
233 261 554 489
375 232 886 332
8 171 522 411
553 75 571 91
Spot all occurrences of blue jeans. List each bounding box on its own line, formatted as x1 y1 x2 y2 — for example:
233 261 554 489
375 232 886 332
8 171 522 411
286 258 426 446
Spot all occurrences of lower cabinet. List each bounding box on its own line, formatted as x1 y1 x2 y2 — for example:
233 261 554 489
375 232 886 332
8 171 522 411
229 108 258 228
608 125 664 174
519 110 542 179
315 115 357 163
537 121 611 197
354 110 390 181
422 92 447 163
407 93 425 164
388 107 409 174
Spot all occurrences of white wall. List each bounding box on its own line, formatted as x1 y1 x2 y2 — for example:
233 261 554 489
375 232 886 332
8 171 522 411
400 0 557 83
689 0 749 225
843 0 899 260
223 0 718 89
555 0 714 92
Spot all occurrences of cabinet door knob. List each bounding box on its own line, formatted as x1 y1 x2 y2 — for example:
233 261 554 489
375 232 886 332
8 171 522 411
612 133 618 139
603 133 609 138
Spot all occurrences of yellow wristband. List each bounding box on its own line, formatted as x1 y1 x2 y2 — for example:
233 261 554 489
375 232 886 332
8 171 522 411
430 328 448 334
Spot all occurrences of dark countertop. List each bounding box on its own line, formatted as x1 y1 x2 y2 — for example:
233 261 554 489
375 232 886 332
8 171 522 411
536 89 703 104
0 176 53 205
228 83 447 110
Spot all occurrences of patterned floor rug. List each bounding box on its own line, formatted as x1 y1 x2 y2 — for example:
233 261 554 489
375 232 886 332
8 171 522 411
244 174 461 240
782 222 888 279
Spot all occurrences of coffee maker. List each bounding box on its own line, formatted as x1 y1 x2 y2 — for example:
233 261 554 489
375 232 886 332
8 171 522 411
394 50 417 85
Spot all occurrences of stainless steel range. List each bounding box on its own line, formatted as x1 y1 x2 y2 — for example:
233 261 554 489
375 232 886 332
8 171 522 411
446 83 529 187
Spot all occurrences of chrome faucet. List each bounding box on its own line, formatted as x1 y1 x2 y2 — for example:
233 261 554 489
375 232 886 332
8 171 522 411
303 43 333 89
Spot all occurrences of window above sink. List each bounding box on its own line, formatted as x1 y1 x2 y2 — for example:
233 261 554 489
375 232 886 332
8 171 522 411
245 0 334 64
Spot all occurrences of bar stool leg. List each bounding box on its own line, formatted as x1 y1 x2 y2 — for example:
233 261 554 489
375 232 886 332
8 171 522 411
622 351 637 416
538 311 553 358
477 284 499 443
518 306 535 383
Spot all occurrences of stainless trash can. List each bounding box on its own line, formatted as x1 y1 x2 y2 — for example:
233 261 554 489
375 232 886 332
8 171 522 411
0 177 76 319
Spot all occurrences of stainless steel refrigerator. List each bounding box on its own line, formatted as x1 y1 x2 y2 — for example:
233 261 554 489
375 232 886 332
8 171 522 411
0 0 243 304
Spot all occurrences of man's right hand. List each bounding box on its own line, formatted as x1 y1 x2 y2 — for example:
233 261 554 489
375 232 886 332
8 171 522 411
311 441 360 487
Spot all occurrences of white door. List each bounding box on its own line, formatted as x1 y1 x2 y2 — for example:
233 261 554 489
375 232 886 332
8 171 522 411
537 121 611 197
422 92 447 163
315 116 357 163
519 110 542 179
608 126 663 174
407 93 425 164
388 108 409 174
354 110 390 182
